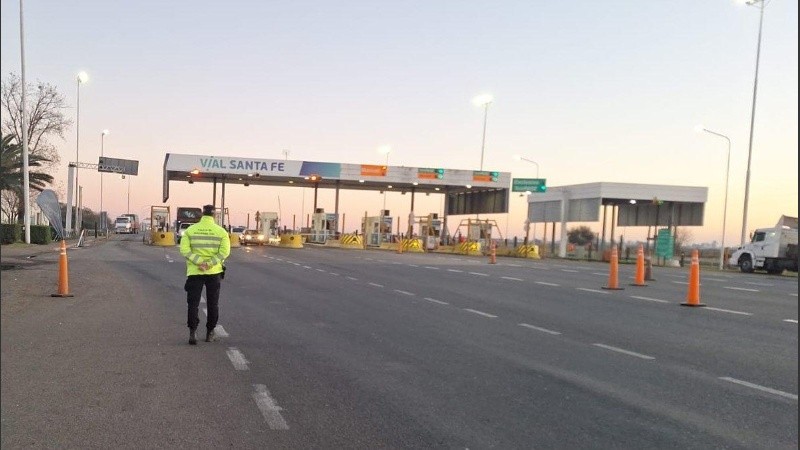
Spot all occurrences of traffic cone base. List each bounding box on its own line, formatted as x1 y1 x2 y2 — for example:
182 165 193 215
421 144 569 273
680 302 706 307
601 286 624 290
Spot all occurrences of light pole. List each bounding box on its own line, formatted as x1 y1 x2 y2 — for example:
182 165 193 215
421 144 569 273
74 71 88 232
378 145 391 213
100 129 109 230
696 125 731 270
472 94 493 170
740 0 768 246
513 154 540 242
19 0 31 243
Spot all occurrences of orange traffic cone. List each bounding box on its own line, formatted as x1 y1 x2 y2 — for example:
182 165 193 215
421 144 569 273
602 246 624 290
630 244 647 286
681 249 705 307
489 241 497 264
51 240 74 297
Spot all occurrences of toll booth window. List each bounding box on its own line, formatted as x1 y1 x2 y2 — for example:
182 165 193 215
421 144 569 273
753 232 766 242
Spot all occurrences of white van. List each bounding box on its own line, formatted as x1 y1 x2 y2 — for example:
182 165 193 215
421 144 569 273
176 222 193 243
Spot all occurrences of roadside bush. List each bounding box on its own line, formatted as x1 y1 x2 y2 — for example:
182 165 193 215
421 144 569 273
1 223 21 244
30 225 52 245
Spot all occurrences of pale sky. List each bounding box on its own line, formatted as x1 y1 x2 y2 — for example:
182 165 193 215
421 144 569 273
1 0 797 245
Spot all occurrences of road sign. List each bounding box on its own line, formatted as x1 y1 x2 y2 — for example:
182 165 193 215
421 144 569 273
655 228 674 259
98 157 139 175
512 178 547 193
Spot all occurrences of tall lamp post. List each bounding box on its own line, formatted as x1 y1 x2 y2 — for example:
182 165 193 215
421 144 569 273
513 154 540 242
100 129 109 230
740 0 768 246
378 145 391 213
472 94 493 171
696 125 731 270
74 71 88 232
19 0 31 243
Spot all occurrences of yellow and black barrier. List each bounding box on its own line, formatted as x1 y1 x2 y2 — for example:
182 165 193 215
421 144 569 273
151 231 176 246
516 244 541 259
229 233 241 248
340 234 364 249
458 240 481 256
400 239 425 253
279 234 304 249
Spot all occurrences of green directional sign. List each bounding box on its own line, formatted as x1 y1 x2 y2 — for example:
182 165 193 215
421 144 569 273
655 228 674 259
512 178 547 193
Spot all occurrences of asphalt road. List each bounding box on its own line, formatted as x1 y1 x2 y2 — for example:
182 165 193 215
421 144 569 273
2 236 797 449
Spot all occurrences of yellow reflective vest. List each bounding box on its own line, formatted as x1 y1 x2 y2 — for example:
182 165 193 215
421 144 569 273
180 215 231 276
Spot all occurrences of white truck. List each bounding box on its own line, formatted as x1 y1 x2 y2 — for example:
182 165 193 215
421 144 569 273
728 215 798 274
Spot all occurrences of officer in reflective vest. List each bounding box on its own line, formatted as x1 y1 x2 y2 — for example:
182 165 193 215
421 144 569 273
180 204 231 345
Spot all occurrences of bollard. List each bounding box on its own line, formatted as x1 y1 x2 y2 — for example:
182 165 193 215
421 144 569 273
602 246 624 290
51 240 74 297
681 249 706 307
397 238 403 254
489 241 497 264
644 251 655 281
630 243 647 287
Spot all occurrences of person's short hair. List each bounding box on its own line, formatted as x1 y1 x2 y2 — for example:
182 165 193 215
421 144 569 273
202 205 215 216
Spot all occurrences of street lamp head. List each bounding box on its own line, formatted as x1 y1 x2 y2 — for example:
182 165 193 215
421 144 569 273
77 71 89 83
512 154 522 161
102 129 110 136
694 124 704 133
472 94 494 107
377 145 391 155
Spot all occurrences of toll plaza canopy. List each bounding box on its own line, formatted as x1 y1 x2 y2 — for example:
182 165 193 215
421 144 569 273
524 182 708 257
162 153 511 216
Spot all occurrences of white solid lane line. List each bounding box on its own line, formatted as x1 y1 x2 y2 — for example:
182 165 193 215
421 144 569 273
200 295 206 304
501 276 523 281
784 319 798 324
704 307 753 316
368 282 384 288
202 308 207 316
464 308 498 318
252 384 289 430
394 289 415 296
423 297 449 305
469 272 489 276
629 295 669 304
790 293 798 297
592 343 655 360
719 377 797 401
724 287 760 292
226 347 249 370
519 323 561 335
577 288 609 294
535 281 560 287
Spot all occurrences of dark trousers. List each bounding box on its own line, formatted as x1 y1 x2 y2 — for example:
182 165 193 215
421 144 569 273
185 274 221 331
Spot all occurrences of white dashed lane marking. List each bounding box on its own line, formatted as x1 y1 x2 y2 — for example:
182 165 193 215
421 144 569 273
561 269 579 273
784 319 798 324
744 281 773 287
724 287 760 292
214 325 229 337
535 281 560 287
464 308 497 318
394 289 415 296
448 269 463 273
424 297 448 305
629 295 669 304
469 272 489 276
519 323 561 335
346 276 358 281
226 347 249 370
368 282 384 288
593 343 655 360
424 266 440 270
501 276 523 281
704 307 753 316
719 377 798 401
577 288 609 294
252 384 289 430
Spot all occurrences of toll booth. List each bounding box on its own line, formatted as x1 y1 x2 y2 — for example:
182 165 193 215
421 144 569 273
256 211 280 243
310 208 338 243
419 213 443 250
362 211 393 247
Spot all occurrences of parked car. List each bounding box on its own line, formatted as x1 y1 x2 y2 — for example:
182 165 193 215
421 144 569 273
176 222 193 244
240 229 266 246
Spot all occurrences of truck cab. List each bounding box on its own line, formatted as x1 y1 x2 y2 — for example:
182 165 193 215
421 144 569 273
729 223 799 274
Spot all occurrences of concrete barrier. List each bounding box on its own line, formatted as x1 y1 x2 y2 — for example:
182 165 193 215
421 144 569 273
340 234 364 249
279 234 304 249
151 231 176 246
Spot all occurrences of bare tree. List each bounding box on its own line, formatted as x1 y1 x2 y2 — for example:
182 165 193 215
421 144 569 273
673 227 694 254
1 73 71 170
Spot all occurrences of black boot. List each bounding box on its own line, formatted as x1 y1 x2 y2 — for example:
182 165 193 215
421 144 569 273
189 329 197 345
205 329 216 342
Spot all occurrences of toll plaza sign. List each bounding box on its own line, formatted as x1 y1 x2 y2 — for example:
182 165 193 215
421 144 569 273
98 157 139 175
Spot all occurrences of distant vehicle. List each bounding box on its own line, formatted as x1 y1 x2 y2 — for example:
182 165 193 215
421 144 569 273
240 229 266 246
231 226 246 234
729 215 798 274
120 214 139 233
114 216 133 234
176 222 193 244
